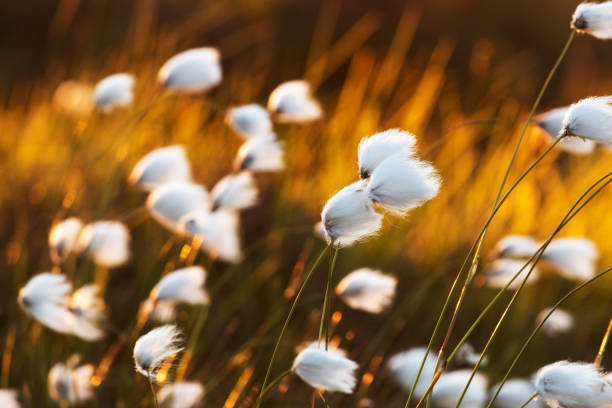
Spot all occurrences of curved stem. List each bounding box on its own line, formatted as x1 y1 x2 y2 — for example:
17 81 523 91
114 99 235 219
319 247 338 349
415 172 612 405
258 369 292 400
486 268 612 408
254 244 329 408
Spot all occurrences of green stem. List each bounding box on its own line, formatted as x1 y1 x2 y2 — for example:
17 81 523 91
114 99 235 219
416 172 612 405
258 369 292 401
254 244 329 408
318 247 338 349
405 136 564 407
486 268 612 408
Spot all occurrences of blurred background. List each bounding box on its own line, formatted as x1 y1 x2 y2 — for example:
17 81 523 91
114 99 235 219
1 0 611 406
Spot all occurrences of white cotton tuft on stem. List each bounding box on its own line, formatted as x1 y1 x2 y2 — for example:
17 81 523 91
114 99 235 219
47 355 95 405
562 96 612 143
226 104 273 138
133 325 183 382
292 343 358 394
335 268 397 314
93 73 135 113
129 145 192 191
158 48 222 93
358 129 417 179
179 209 242 263
77 221 131 268
211 172 258 211
534 107 595 155
234 133 284 172
146 182 211 233
267 80 322 123
387 347 437 399
572 2 612 40
49 217 83 264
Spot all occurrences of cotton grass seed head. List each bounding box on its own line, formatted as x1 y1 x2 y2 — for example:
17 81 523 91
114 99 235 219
146 182 211 233
235 133 284 171
0 390 20 408
18 272 74 335
492 378 541 408
67 284 106 341
535 107 595 155
157 382 204 408
491 235 539 259
150 266 209 305
387 347 437 399
335 268 397 314
129 145 192 191
562 96 612 143
572 2 612 39
211 171 258 211
535 361 612 408
47 356 94 405
432 370 489 408
133 325 183 382
536 308 574 338
321 180 383 247
542 237 598 281
93 73 134 113
267 80 322 123
179 210 242 263
49 217 83 264
226 104 272 138
358 129 417 179
367 152 441 215
292 343 358 394
77 221 131 268
158 47 222 93
484 258 539 290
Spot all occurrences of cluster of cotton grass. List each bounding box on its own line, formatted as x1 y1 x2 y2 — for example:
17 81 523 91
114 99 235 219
14 43 326 407
9 2 612 408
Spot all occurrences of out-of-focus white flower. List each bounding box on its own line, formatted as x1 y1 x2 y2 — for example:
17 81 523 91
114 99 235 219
0 390 20 408
387 347 437 399
491 378 541 408
455 343 488 367
18 273 74 335
68 284 106 341
292 343 358 394
561 96 612 144
534 107 595 155
211 172 258 211
134 325 183 382
571 2 612 40
150 266 209 305
226 104 272 138
432 370 489 408
158 48 222 93
77 221 131 268
267 80 322 123
483 259 539 290
53 80 94 115
129 146 192 191
313 221 327 241
49 217 83 264
19 274 106 341
147 182 211 233
335 268 397 313
321 180 383 247
235 133 284 171
536 308 574 338
542 238 598 281
47 355 94 405
491 235 539 259
93 73 134 113
367 153 440 215
158 382 204 408
180 210 241 263
535 361 612 408
147 300 177 323
358 129 417 179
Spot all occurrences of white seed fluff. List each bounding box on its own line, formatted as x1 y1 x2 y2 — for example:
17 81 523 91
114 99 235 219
146 182 211 233
158 48 222 93
562 96 612 144
387 347 437 399
226 104 273 138
335 268 397 314
267 80 322 123
211 172 258 211
358 129 417 179
535 308 574 338
535 107 595 155
180 209 242 263
133 325 183 381
93 73 134 113
292 343 358 394
150 266 209 305
321 180 383 247
77 221 131 268
49 217 83 264
129 145 192 191
542 237 598 281
432 370 489 408
157 382 205 408
235 133 284 172
572 2 612 40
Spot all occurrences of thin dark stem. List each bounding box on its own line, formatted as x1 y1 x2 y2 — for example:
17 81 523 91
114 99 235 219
519 393 538 408
319 247 338 349
147 377 159 408
486 268 612 408
258 369 292 401
254 245 329 408
594 317 612 368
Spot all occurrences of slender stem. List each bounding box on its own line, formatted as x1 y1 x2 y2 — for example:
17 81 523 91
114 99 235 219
486 268 612 408
594 317 612 368
319 391 331 408
176 305 210 381
405 136 564 407
147 377 159 408
319 247 338 349
519 393 538 408
258 369 292 400
427 27 576 385
417 173 612 404
254 245 329 408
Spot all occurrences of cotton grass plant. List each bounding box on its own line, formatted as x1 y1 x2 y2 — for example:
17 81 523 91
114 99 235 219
3 1 612 407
